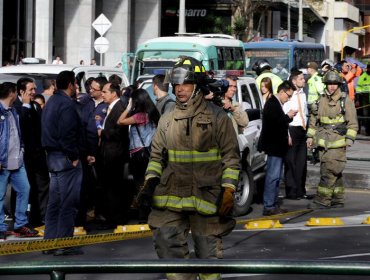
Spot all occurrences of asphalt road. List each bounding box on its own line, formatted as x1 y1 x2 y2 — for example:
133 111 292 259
2 188 370 280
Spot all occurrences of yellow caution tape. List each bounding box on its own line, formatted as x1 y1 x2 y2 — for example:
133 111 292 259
244 219 282 229
0 208 313 256
305 217 344 226
0 225 152 256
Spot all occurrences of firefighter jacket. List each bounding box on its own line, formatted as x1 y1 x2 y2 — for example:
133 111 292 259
256 71 283 95
307 72 325 105
307 88 358 149
356 71 370 102
145 93 240 216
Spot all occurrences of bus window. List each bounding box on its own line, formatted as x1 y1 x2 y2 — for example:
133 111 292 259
217 47 225 69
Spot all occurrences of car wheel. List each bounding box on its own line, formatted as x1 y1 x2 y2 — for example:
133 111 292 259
233 161 255 217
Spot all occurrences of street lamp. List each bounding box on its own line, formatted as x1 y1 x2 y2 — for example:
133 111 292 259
340 24 370 60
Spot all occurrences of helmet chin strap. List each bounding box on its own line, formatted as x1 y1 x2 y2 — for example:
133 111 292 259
191 86 200 99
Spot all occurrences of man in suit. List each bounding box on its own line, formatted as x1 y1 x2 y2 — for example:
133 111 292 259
258 80 297 216
99 82 130 229
14 77 50 227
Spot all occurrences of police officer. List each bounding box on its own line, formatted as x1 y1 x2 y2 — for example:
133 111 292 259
355 63 370 136
307 62 325 110
253 59 283 95
138 56 240 280
307 70 358 208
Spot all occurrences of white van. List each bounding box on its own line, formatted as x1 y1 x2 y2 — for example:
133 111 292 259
0 64 129 93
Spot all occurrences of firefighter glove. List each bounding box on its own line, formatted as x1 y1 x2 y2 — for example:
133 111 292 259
219 187 235 216
137 177 160 207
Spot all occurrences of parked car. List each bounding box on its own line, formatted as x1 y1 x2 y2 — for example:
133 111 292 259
232 76 266 216
139 75 266 217
0 64 130 93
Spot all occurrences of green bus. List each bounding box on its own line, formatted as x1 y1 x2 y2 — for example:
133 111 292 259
129 34 246 84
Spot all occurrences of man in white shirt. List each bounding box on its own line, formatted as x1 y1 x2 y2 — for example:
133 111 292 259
283 70 311 200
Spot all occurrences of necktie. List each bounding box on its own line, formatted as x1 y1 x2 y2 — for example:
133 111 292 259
296 92 306 130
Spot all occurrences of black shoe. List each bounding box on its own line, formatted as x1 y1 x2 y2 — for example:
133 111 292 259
42 249 57 255
331 202 344 208
53 247 84 256
97 223 116 230
285 196 301 200
0 231 6 241
263 207 288 216
309 201 331 209
301 194 315 200
13 225 39 237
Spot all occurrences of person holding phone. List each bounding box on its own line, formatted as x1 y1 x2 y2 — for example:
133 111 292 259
258 80 297 216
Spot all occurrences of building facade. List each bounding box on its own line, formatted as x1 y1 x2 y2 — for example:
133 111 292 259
0 0 368 67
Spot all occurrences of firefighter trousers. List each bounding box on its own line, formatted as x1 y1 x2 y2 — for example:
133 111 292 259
148 208 235 280
315 148 346 206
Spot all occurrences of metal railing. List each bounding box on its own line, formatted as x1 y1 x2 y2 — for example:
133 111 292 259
2 259 370 279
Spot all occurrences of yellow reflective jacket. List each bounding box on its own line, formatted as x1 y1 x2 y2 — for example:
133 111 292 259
307 88 358 149
307 72 325 104
145 93 240 216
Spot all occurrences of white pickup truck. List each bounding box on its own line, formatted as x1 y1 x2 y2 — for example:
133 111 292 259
232 76 266 216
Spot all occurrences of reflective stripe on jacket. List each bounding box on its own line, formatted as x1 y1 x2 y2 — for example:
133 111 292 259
145 93 240 215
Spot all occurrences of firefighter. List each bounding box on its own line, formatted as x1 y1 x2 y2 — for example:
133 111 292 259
307 70 358 208
137 56 240 280
253 59 283 95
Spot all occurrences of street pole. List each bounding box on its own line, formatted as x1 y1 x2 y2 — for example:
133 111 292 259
287 0 291 40
179 0 186 34
298 0 303 41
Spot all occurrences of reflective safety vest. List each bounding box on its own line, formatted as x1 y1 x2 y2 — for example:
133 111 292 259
256 71 283 95
307 72 325 104
145 93 240 215
307 88 358 149
355 72 370 102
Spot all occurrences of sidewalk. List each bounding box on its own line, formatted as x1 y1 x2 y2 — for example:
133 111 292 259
306 135 370 189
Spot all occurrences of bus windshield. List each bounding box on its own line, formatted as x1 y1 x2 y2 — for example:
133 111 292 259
245 49 289 71
138 50 203 76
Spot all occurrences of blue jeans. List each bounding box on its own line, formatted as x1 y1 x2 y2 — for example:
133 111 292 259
263 156 284 211
44 152 82 239
0 166 30 231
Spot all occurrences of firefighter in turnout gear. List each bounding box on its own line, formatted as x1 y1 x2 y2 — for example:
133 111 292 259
307 70 358 208
137 56 240 280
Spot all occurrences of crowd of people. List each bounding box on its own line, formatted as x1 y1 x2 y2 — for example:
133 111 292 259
254 58 363 215
0 69 174 255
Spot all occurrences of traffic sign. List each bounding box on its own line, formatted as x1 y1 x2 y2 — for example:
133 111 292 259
94 37 110 54
92 13 112 36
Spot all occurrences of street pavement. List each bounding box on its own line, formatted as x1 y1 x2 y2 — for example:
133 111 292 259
306 134 370 190
1 135 370 279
